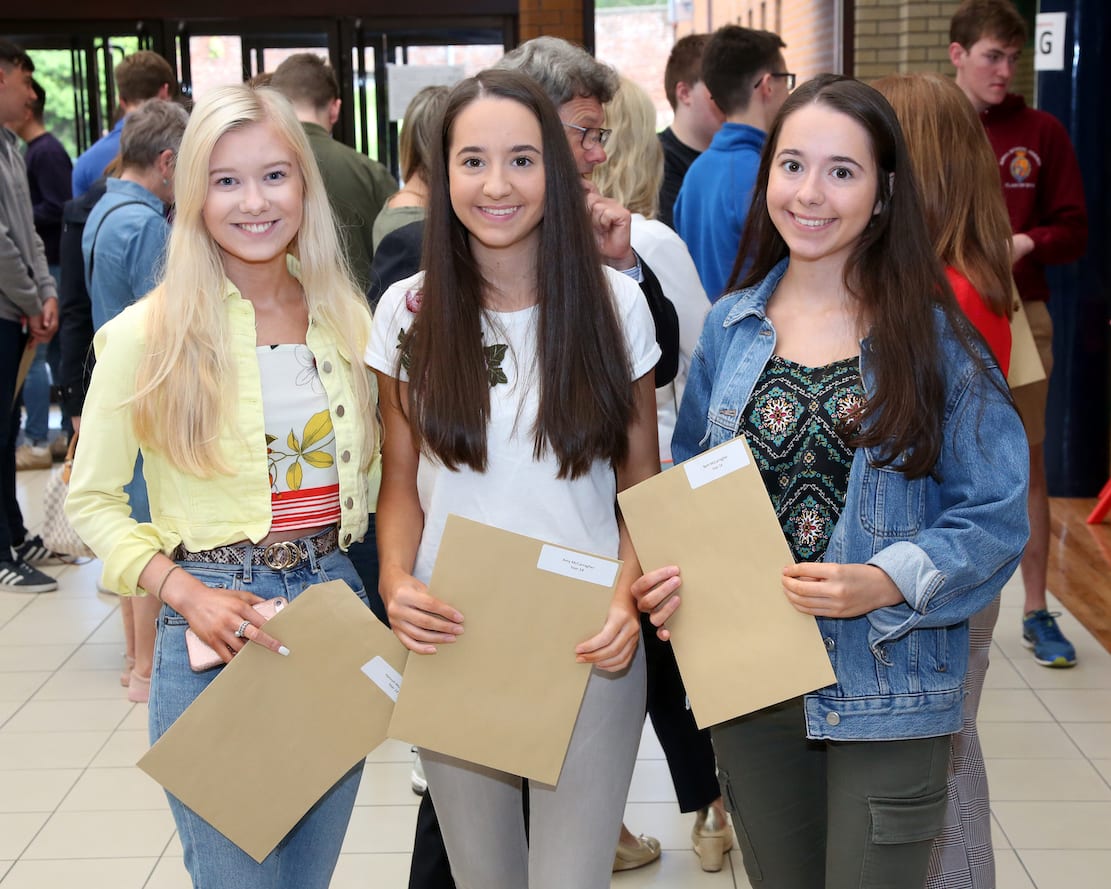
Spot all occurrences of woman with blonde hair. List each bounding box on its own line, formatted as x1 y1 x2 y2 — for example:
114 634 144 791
593 76 709 463
592 76 733 873
67 83 379 888
872 71 1016 889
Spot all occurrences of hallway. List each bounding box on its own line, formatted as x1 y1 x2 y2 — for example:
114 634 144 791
0 469 1108 888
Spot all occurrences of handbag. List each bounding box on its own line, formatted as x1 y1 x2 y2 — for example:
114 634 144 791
41 434 95 559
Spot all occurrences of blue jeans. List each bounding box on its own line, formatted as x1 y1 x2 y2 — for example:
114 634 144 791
150 544 370 889
22 341 51 444
126 453 151 524
21 264 65 445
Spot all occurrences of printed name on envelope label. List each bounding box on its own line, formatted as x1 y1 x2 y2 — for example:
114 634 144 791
536 545 619 588
683 437 751 490
361 656 402 702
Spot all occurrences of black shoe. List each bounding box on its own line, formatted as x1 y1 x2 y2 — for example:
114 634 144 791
15 535 65 565
0 558 58 593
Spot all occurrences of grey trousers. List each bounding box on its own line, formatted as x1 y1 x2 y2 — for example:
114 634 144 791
712 696 950 889
420 641 646 889
927 595 1001 889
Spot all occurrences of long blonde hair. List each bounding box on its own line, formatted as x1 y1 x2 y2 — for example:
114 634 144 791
592 76 663 218
131 84 378 476
871 73 1014 318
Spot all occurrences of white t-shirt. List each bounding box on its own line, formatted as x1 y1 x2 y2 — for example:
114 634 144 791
366 267 661 583
631 214 710 464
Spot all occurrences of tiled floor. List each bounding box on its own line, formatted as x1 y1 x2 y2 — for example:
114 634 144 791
2 467 1109 888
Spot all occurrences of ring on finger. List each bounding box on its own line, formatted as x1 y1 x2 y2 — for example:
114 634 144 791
234 620 251 638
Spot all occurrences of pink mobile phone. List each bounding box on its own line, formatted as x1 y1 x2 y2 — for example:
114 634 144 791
184 597 287 672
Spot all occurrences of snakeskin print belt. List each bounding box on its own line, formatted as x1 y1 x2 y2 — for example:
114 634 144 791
173 526 339 571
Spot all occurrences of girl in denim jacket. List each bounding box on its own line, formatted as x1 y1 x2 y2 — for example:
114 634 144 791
633 75 1028 889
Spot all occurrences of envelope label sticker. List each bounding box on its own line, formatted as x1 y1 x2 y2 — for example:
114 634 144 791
537 545 619 588
361 656 402 702
684 437 750 490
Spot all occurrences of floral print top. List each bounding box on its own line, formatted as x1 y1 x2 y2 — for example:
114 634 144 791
257 344 341 532
741 355 864 563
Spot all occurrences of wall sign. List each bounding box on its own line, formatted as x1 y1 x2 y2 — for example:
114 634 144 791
1034 12 1068 72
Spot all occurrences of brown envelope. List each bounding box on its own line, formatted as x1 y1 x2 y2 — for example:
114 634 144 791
386 515 618 786
1008 291 1047 390
618 436 835 729
12 341 35 409
138 580 407 863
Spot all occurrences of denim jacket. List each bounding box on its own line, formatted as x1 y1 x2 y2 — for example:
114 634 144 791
81 178 167 329
672 260 1029 741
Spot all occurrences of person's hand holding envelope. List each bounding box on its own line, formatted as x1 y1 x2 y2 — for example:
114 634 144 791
138 580 408 863
385 515 625 785
619 436 836 729
380 522 638 674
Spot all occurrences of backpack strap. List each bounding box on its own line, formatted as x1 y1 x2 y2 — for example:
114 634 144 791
87 199 162 284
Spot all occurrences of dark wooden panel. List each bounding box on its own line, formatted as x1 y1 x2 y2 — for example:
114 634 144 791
1048 497 1111 655
1039 0 1111 498
1 0 517 21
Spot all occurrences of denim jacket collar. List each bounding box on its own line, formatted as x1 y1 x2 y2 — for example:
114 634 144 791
718 257 879 389
720 257 788 328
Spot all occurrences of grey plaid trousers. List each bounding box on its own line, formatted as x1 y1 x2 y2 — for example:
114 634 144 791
926 595 1001 889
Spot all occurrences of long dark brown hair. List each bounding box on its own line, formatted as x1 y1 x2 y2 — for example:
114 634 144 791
400 68 633 478
730 74 993 479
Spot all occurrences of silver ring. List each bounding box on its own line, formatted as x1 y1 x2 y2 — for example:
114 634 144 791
234 620 251 638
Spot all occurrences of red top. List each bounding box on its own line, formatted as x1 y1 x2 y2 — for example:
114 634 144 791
946 266 1011 378
981 94 1088 303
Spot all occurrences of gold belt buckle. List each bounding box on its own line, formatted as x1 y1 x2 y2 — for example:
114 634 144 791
263 540 302 570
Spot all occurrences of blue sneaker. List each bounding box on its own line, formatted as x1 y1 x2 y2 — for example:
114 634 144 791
1022 610 1077 668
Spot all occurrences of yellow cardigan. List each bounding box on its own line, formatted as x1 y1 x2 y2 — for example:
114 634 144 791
66 274 379 596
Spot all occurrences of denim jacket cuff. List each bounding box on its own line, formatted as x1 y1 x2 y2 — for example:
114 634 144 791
865 541 943 644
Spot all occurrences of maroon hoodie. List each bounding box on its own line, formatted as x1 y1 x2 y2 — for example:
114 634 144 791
980 93 1088 302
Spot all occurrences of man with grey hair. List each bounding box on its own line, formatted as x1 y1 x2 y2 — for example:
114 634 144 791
82 98 187 327
80 99 188 695
496 36 678 392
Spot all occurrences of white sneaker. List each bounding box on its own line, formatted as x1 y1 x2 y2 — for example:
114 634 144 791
411 750 428 795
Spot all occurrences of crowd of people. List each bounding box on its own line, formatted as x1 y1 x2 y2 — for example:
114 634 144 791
0 0 1090 887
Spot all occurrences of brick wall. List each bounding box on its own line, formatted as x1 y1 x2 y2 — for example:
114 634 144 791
854 0 956 78
595 7 672 122
669 1 1034 99
675 0 839 81
519 0 585 44
779 0 839 78
854 0 1034 98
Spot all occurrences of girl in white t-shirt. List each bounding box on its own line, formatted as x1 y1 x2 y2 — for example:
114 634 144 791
367 69 660 889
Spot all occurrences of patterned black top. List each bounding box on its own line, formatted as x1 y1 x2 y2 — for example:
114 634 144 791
741 355 865 563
